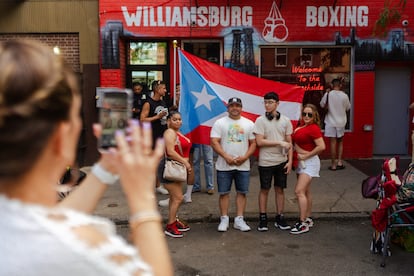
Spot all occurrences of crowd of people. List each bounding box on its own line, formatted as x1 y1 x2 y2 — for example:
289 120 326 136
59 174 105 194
0 38 351 274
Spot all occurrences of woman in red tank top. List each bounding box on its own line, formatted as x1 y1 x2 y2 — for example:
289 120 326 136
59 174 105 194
161 111 193 238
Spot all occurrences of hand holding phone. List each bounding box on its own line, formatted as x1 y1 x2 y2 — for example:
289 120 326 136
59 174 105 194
98 88 132 149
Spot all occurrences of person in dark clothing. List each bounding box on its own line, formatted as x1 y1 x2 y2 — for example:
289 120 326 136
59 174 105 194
141 80 168 144
131 82 148 120
141 80 169 195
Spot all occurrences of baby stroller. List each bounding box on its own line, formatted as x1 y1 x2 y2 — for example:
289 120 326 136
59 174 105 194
366 157 414 267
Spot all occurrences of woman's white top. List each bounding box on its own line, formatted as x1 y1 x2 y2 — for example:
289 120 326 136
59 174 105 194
0 195 152 276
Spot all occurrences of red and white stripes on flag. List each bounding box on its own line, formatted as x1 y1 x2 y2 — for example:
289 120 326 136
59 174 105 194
179 50 305 145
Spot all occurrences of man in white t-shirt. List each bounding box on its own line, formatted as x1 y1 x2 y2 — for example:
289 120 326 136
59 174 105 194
320 78 351 170
210 97 256 232
253 92 293 232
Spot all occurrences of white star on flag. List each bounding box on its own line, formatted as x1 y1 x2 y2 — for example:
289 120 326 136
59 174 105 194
178 49 305 145
191 85 216 111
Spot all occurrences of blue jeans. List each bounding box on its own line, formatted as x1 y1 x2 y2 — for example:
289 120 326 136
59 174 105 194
192 144 214 191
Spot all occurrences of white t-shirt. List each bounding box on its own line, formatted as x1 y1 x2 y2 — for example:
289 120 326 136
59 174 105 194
320 90 351 127
253 114 293 167
0 195 153 276
210 116 255 171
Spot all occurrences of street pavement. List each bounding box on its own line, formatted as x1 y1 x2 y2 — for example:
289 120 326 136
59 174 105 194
116 219 414 275
90 157 414 275
92 159 380 224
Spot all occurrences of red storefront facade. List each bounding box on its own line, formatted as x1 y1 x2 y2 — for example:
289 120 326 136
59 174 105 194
99 0 414 159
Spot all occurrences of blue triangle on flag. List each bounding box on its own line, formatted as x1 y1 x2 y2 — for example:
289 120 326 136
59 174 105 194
178 50 227 135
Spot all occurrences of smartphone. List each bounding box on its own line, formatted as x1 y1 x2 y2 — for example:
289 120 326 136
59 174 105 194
98 88 132 149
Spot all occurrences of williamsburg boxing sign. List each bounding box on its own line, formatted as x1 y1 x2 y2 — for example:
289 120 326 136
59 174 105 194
100 0 376 41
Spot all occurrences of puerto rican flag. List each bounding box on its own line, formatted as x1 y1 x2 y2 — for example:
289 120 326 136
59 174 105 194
178 49 305 145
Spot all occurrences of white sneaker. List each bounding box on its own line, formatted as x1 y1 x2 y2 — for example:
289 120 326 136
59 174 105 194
158 198 169 207
217 215 229 232
290 221 309 235
183 194 192 203
233 216 251 232
156 185 169 195
304 217 314 228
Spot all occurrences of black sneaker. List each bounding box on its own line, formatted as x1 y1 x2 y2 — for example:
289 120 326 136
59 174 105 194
257 219 268 232
290 221 309 235
275 214 291 230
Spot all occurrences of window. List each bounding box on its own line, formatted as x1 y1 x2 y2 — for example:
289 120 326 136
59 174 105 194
260 46 352 130
300 48 313 67
182 40 222 64
126 41 169 102
275 48 287 67
129 42 167 65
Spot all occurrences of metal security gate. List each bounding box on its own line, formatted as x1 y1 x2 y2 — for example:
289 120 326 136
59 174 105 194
373 67 411 155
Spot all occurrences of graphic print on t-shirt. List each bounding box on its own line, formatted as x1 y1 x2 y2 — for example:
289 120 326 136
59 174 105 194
227 123 245 143
154 105 168 126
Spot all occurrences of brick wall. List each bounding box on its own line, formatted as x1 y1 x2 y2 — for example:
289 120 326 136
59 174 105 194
0 33 80 73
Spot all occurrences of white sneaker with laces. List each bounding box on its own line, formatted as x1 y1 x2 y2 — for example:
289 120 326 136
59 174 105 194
304 217 314 227
156 185 169 195
233 216 251 232
158 198 170 207
290 221 309 235
217 215 229 232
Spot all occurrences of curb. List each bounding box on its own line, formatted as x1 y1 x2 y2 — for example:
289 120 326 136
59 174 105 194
113 212 371 226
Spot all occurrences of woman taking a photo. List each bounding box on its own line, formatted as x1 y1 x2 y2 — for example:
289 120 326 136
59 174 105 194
0 39 172 275
160 111 193 238
291 104 325 235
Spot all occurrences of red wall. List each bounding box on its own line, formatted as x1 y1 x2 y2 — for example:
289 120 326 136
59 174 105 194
98 0 414 158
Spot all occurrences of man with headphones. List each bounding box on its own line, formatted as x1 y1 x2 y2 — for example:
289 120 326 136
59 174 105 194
253 92 293 231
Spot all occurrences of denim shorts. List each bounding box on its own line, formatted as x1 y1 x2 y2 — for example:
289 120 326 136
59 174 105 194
258 162 288 190
295 155 321 178
216 170 250 194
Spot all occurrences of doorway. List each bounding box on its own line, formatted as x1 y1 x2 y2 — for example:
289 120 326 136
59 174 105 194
126 41 170 105
373 67 411 155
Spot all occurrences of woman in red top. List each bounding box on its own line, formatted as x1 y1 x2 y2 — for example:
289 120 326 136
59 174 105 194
161 111 193 238
290 104 326 235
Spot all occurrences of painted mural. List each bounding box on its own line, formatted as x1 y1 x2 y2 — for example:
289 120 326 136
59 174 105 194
100 0 414 70
99 0 414 158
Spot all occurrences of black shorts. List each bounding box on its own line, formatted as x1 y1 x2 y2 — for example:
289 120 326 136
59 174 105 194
258 162 288 190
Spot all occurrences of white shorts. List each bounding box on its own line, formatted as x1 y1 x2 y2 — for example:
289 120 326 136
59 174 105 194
324 125 345 138
296 155 321 177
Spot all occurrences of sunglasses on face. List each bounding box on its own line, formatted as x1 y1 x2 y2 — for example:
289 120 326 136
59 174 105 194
302 112 313 118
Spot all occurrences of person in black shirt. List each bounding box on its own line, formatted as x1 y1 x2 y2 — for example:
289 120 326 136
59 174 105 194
141 80 169 195
131 82 148 120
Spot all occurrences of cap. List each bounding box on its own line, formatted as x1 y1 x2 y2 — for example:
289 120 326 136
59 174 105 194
227 97 242 106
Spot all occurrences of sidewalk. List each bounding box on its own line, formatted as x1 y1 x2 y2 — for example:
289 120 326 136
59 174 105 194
92 159 377 223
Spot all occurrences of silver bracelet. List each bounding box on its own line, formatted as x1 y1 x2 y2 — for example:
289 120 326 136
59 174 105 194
91 163 119 185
